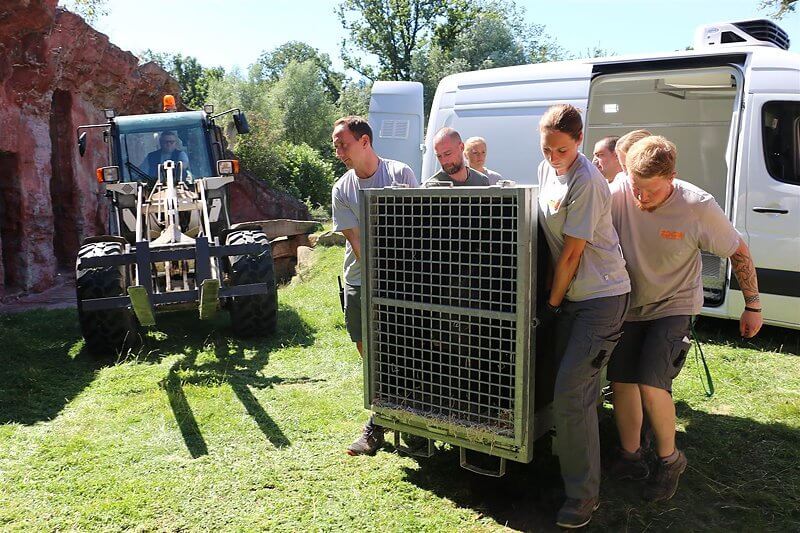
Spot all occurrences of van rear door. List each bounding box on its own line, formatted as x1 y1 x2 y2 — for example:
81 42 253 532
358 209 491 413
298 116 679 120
368 81 425 180
587 57 746 310
738 93 800 328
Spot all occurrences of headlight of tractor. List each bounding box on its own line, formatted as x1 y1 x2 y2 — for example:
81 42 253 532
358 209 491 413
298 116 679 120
96 166 120 184
217 159 239 176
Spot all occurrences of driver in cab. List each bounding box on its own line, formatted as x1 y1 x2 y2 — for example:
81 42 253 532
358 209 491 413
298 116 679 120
143 130 190 179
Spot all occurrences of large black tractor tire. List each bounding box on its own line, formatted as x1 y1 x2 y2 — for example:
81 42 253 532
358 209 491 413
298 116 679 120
226 230 278 337
76 241 139 357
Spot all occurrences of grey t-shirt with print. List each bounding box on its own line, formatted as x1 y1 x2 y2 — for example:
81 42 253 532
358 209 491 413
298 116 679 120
426 167 490 186
537 152 631 302
332 158 419 286
610 176 740 321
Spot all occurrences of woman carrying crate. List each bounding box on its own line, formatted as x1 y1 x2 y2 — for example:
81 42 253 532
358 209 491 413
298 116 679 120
536 104 631 529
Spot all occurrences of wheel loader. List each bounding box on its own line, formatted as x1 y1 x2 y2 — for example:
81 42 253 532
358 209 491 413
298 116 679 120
74 97 277 355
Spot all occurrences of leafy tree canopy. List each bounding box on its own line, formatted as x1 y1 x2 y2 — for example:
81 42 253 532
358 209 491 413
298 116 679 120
760 0 797 18
258 41 345 102
138 51 224 109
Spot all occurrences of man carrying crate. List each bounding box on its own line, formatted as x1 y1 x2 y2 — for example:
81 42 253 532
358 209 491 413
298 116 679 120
331 116 419 455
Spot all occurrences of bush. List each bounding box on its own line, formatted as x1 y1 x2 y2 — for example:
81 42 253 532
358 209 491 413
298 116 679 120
274 142 336 208
236 124 336 208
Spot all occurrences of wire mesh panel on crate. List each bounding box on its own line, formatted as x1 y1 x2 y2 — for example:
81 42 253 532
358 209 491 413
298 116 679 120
360 184 540 464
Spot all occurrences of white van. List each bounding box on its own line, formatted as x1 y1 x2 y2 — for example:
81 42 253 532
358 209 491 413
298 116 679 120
369 19 800 330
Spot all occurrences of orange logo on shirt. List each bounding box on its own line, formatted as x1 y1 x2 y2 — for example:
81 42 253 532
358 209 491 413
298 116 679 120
660 229 684 240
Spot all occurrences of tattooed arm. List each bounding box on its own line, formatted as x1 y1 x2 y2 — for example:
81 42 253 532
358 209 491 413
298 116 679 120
730 237 762 338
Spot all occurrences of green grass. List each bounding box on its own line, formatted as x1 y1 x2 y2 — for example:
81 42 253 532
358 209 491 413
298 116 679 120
1 245 798 531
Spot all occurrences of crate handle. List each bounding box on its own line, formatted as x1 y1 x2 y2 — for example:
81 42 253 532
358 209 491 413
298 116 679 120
492 179 517 187
422 180 454 188
459 447 507 477
393 431 435 458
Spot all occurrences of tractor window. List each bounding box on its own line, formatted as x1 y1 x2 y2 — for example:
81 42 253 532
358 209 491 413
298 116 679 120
119 125 213 182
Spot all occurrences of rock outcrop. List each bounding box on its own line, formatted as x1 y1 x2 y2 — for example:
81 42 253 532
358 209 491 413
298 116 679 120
0 0 180 296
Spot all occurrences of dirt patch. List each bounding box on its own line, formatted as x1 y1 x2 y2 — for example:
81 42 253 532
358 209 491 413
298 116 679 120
0 273 76 314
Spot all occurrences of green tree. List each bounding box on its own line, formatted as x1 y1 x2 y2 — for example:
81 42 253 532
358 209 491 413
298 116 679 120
760 0 797 18
59 0 108 23
268 60 338 152
139 51 225 109
337 0 565 115
205 65 274 144
258 41 345 102
336 0 448 80
337 80 373 117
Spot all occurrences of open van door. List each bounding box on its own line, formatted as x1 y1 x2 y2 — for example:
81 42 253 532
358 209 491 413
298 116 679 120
738 94 800 328
368 81 424 180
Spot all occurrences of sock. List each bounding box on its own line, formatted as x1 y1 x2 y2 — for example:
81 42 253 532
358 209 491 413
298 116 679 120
621 447 642 461
659 449 679 464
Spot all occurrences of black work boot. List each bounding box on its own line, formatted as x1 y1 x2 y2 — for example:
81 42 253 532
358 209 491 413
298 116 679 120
607 447 650 481
643 449 688 502
346 417 385 456
556 496 600 529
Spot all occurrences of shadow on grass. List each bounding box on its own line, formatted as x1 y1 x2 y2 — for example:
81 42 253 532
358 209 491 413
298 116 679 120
401 404 800 531
694 315 800 356
149 302 319 454
0 309 100 425
162 371 208 458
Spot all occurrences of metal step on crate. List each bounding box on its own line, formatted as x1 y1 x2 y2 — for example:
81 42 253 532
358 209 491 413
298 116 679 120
360 185 544 467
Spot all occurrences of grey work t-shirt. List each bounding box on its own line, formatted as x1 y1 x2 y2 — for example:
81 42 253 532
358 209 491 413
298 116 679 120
483 168 503 185
332 158 419 286
426 167 490 186
537 152 631 302
610 176 740 321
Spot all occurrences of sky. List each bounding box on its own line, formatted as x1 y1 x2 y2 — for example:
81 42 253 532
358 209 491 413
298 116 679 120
89 0 799 77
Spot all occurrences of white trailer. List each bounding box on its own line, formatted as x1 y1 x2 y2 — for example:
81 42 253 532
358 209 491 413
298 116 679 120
369 19 800 330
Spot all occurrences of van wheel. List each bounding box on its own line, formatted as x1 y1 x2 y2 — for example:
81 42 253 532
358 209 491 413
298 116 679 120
76 241 139 357
226 230 278 336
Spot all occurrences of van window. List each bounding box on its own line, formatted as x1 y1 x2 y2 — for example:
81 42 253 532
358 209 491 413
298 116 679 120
762 101 800 186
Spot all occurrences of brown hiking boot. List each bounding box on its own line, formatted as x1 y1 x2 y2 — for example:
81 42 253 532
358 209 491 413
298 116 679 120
643 449 688 501
556 496 600 529
346 418 385 456
607 447 650 481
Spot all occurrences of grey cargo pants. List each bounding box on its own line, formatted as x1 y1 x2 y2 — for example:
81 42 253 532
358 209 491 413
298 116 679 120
552 292 628 500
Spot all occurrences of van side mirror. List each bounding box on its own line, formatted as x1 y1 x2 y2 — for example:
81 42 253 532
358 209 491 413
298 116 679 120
233 112 250 134
78 132 87 157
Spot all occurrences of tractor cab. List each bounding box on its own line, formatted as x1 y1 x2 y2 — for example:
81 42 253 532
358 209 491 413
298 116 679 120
113 111 214 184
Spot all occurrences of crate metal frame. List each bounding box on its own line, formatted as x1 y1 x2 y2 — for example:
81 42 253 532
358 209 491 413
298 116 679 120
360 185 540 463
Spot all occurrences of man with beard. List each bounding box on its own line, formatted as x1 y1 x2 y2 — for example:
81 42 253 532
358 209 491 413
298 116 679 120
426 128 490 186
607 135 762 502
331 115 419 456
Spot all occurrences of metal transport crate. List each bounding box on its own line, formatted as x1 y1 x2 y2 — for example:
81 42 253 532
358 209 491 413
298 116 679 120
360 184 549 473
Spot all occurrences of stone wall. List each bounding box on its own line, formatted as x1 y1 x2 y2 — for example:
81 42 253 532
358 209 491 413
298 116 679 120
0 0 307 298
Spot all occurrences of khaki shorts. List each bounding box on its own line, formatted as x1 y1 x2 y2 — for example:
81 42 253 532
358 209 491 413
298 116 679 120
607 315 693 392
344 283 362 343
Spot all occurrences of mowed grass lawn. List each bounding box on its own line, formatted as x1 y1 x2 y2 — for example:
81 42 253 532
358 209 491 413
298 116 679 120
1 244 798 532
